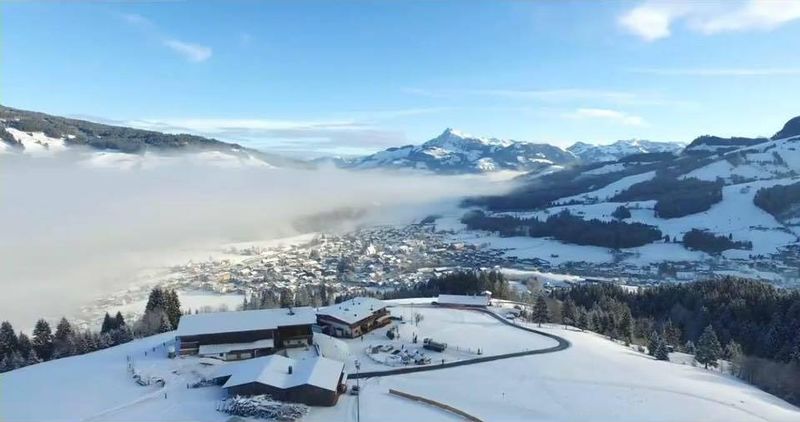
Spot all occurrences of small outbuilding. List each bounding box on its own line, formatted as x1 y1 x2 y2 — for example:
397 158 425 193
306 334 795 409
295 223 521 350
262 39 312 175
213 354 347 407
435 294 491 308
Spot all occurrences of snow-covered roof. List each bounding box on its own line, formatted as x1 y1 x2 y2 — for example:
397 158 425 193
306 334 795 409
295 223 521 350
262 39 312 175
218 354 345 392
437 294 490 307
198 339 275 356
316 297 387 325
176 307 317 337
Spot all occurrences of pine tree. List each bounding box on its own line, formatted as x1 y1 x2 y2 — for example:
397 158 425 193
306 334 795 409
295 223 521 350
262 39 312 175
695 325 722 369
17 333 33 360
532 295 550 327
561 299 577 327
165 289 182 328
114 311 126 328
577 309 589 331
618 307 633 344
145 288 166 313
101 313 114 334
32 319 53 361
655 337 670 361
0 321 19 359
53 317 75 358
647 330 660 356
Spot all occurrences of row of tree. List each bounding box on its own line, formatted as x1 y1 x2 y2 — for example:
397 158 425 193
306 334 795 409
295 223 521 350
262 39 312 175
0 313 132 372
1 287 183 373
612 176 724 219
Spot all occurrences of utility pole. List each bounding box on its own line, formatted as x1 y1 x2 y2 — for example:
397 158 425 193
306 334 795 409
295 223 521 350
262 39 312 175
355 359 361 422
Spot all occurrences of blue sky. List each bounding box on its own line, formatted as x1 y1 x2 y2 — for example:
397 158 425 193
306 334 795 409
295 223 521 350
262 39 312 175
3 0 800 156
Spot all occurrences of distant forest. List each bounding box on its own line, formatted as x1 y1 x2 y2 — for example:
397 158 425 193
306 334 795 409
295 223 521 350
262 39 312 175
682 229 752 255
612 176 723 219
461 210 663 249
754 181 800 219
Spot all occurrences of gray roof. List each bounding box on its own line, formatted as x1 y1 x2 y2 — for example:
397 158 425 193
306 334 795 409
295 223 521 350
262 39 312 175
437 294 490 306
316 297 387 325
176 307 317 337
217 354 345 392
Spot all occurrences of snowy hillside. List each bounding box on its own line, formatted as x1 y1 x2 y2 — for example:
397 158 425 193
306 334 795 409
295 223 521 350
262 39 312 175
342 128 576 174
2 304 798 422
568 139 685 163
456 118 800 283
0 105 307 169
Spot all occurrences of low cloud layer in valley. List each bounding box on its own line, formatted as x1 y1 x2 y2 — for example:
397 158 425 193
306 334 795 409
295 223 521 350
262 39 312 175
0 154 511 330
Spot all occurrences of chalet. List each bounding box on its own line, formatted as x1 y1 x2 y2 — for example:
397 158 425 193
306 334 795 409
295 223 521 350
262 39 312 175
175 307 317 360
213 354 346 406
316 297 390 338
435 294 491 308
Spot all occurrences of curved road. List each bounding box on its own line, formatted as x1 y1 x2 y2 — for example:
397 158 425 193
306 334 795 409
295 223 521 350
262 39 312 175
349 306 570 379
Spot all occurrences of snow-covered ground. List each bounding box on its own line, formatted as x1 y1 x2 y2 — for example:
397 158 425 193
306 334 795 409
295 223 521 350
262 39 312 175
3 306 798 422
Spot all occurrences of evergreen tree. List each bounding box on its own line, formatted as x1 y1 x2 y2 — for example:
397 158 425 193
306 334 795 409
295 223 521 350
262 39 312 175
577 309 589 331
114 311 126 328
684 340 696 355
0 321 19 359
532 295 550 327
655 338 670 361
647 330 661 356
101 313 114 334
618 307 633 344
32 319 53 361
145 288 166 313
165 289 182 328
17 333 33 360
561 299 577 327
696 325 722 369
53 317 75 358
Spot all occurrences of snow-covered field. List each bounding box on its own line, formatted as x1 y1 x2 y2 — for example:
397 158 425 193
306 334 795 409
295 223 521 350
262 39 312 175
2 306 798 422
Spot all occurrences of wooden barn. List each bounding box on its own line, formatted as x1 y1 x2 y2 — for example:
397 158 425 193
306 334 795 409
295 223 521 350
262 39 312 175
435 294 491 308
213 354 346 407
316 297 390 338
175 307 317 361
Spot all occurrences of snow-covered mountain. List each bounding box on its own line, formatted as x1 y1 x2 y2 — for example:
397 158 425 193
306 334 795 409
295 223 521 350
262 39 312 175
568 139 685 163
0 105 309 169
343 128 577 174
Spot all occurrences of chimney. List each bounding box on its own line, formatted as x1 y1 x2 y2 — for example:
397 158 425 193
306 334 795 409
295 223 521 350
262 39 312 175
288 365 293 374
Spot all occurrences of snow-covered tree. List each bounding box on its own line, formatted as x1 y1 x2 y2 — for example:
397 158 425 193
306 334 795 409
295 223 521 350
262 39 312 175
695 325 722 369
532 295 550 327
32 319 53 361
0 321 19 359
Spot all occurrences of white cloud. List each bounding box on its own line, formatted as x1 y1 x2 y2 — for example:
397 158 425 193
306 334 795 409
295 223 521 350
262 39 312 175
163 39 212 62
121 13 212 62
564 108 647 127
630 67 800 76
619 0 800 41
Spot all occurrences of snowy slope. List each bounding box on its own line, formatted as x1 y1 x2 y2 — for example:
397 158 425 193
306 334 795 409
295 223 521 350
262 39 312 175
568 139 684 163
345 129 576 174
5 307 796 422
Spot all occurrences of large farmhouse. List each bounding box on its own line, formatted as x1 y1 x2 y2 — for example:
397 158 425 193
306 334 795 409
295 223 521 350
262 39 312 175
316 297 390 338
175 307 317 360
213 354 346 406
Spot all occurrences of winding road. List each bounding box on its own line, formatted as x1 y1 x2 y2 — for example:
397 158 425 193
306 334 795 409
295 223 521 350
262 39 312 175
349 306 571 379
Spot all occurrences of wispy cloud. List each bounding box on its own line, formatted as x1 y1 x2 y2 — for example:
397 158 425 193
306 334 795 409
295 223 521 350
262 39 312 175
405 87 692 108
619 0 800 41
629 67 800 76
563 108 647 127
120 107 448 155
121 13 212 63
